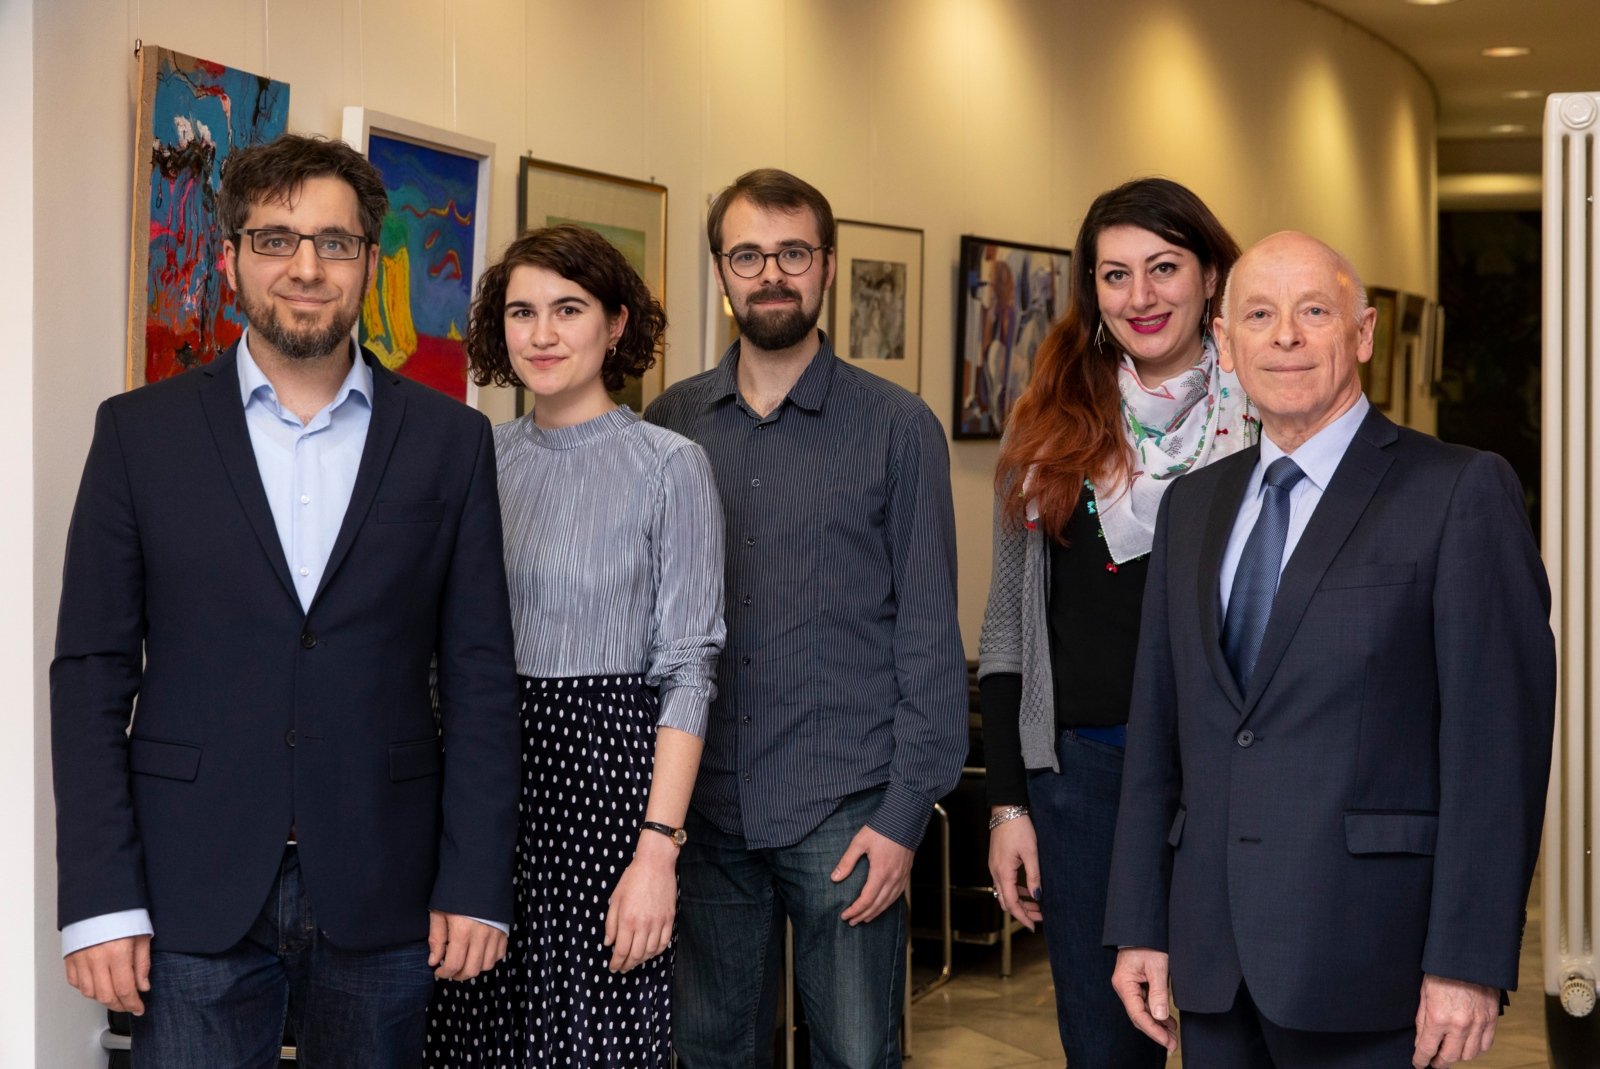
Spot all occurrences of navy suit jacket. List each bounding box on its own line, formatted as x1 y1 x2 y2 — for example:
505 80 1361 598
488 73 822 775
51 345 520 954
1104 407 1555 1032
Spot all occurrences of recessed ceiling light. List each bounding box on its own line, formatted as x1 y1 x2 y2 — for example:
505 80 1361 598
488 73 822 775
1489 124 1528 134
1503 90 1542 100
1482 46 1532 58
1405 0 1458 6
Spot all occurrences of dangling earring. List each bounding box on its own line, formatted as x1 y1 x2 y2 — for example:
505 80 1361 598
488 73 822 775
1094 321 1106 351
606 345 618 357
1203 299 1212 334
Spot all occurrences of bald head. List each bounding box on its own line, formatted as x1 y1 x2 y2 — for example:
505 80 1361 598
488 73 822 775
1221 231 1367 327
1214 230 1377 452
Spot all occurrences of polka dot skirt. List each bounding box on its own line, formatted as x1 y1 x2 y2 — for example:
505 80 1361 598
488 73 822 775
425 675 673 1067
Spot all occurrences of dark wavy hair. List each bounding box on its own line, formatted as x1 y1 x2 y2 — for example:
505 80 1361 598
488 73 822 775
218 134 388 245
468 224 667 392
995 177 1239 538
707 168 836 253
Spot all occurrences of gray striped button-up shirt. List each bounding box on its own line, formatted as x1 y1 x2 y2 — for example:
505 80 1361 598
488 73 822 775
494 406 725 736
645 335 967 849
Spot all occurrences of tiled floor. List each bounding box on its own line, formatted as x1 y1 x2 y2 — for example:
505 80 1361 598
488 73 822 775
906 870 1551 1068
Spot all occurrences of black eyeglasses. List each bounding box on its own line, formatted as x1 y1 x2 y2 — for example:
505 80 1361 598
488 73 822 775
239 228 369 261
718 244 830 279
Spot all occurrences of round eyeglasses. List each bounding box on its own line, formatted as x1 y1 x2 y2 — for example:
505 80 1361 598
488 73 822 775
240 228 369 261
719 244 830 279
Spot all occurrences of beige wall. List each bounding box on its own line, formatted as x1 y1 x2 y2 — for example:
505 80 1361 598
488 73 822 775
30 2 1435 1062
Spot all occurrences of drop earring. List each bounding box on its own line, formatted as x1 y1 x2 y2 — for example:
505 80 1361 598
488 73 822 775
1094 321 1107 350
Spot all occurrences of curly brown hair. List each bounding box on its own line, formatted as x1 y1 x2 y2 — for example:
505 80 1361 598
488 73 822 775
468 224 666 392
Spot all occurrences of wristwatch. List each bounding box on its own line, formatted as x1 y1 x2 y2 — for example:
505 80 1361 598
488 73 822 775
641 821 688 846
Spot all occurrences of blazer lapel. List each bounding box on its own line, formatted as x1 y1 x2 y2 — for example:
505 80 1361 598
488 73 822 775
1199 448 1258 711
1241 409 1398 719
197 347 301 609
312 351 405 607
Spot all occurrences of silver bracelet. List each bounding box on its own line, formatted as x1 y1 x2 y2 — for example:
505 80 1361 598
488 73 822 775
987 805 1030 830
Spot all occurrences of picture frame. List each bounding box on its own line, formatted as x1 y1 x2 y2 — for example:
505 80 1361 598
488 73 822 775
1430 303 1446 389
342 107 493 406
824 220 924 394
518 157 668 413
1364 287 1398 410
127 45 290 389
953 235 1072 439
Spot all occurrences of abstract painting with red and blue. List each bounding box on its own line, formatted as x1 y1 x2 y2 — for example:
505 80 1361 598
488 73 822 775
360 133 480 401
128 46 290 388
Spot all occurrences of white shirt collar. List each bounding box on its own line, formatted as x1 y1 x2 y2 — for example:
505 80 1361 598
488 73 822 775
237 331 373 415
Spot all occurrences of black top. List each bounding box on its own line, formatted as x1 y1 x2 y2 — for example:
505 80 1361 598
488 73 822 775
982 488 1149 805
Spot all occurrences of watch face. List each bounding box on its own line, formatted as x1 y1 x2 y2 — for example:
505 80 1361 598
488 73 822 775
672 828 688 846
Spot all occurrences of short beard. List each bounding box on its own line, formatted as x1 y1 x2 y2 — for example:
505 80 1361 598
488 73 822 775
236 269 365 361
733 283 822 353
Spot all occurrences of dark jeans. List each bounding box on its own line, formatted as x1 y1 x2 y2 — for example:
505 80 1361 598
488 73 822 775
1181 981 1416 1068
1027 728 1167 1069
673 788 907 1069
131 846 435 1069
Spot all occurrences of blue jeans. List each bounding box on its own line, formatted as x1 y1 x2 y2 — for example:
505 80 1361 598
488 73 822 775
673 788 907 1069
132 846 435 1069
1027 729 1167 1069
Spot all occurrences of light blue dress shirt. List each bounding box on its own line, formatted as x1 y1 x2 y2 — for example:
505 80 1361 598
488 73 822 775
61 337 451 957
1219 395 1371 615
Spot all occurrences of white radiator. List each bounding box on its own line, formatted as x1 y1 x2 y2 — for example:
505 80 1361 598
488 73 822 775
1543 91 1600 1036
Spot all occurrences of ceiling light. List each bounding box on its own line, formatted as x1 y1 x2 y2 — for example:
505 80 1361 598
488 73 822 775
1503 90 1542 100
1481 46 1532 58
1489 124 1528 134
1405 0 1458 5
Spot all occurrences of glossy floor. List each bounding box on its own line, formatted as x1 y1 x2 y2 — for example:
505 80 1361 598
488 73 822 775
906 872 1550 1068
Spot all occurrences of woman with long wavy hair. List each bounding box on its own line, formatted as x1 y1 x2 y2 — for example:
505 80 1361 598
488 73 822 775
978 178 1255 1067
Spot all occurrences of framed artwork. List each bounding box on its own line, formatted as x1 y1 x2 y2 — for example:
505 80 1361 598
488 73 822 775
342 108 493 405
1430 304 1446 388
953 235 1071 439
518 157 668 413
1364 287 1398 409
127 45 290 389
824 220 924 393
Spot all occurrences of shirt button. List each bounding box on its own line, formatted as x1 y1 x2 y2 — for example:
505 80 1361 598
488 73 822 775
742 715 752 725
741 655 751 666
301 631 317 649
743 772 752 782
300 494 310 505
1236 729 1255 748
298 567 310 577
741 595 752 606
745 536 756 547
750 478 761 487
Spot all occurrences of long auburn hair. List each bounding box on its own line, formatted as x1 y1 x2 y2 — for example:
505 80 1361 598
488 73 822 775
995 178 1239 538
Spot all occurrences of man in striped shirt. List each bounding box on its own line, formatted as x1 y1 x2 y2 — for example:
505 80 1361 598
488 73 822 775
647 168 967 1068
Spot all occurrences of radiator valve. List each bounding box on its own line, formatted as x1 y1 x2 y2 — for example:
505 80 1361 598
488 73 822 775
1560 973 1597 1017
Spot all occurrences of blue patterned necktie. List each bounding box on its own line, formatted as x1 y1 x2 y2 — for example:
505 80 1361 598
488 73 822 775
1222 457 1307 690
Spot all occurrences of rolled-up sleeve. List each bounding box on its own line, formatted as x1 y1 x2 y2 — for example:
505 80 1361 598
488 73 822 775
646 441 726 737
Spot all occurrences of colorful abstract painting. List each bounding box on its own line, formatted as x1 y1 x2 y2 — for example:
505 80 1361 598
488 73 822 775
128 46 290 387
360 132 482 401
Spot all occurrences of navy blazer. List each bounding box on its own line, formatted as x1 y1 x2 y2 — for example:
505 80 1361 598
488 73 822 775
1104 407 1555 1033
51 345 520 954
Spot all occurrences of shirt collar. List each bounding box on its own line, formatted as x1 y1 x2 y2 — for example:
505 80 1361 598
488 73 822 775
1256 393 1370 493
237 331 373 416
708 330 838 414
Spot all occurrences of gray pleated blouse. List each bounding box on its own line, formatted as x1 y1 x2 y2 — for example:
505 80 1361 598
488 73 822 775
493 406 726 737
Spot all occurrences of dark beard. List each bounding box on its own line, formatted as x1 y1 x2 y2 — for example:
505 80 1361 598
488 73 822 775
733 285 822 352
236 271 365 361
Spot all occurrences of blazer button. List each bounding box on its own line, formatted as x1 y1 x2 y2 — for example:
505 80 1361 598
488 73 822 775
300 631 317 649
1236 729 1255 748
285 729 297 747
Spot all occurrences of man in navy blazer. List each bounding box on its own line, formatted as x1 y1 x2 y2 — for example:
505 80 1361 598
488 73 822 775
1105 231 1555 1068
51 135 519 1067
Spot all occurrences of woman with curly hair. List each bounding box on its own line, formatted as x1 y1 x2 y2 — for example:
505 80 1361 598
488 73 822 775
425 224 725 1068
978 178 1255 1067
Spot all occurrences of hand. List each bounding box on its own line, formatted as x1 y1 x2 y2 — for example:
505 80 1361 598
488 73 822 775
428 911 507 981
832 825 913 926
987 812 1042 931
1413 974 1499 1067
1111 947 1179 1052
64 935 151 1015
603 834 678 973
